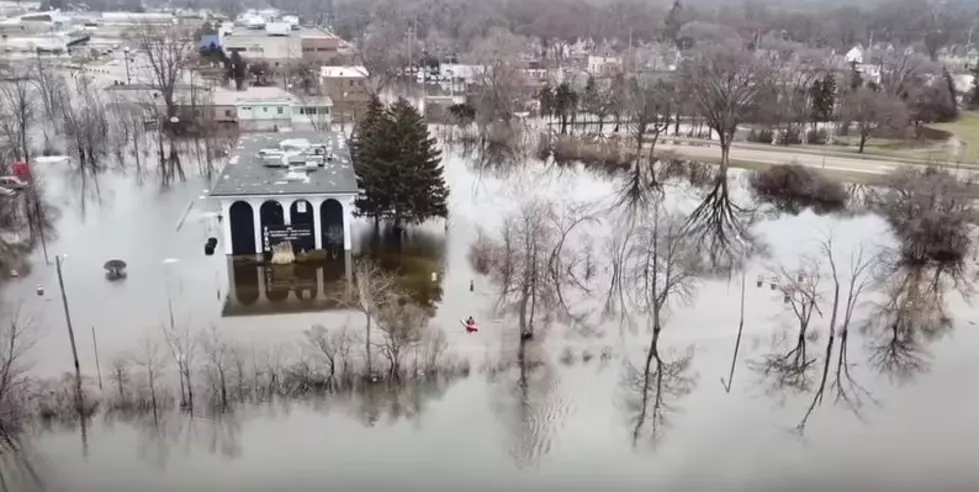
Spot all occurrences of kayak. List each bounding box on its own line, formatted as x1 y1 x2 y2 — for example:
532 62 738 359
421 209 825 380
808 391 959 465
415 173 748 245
460 320 479 333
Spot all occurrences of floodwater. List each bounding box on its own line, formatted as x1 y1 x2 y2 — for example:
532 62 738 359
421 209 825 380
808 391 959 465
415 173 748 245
1 144 978 491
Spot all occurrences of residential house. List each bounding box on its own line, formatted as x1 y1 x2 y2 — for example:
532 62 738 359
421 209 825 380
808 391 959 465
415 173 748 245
587 55 622 76
319 65 370 123
212 86 332 131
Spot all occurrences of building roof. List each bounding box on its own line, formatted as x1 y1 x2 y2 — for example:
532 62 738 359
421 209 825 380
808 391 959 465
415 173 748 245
211 86 297 106
320 65 367 79
210 131 358 198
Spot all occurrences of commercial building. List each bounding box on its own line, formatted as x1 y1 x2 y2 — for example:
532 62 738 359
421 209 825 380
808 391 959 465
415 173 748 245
319 65 370 123
211 86 332 131
209 132 358 258
222 26 339 65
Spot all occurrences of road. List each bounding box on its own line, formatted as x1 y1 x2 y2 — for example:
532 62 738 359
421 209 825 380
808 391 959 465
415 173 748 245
657 141 902 176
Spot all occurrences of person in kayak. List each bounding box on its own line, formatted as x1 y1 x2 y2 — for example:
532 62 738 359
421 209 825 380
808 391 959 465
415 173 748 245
464 317 478 333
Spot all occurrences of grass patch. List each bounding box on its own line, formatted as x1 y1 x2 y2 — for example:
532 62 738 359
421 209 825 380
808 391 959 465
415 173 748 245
929 111 979 164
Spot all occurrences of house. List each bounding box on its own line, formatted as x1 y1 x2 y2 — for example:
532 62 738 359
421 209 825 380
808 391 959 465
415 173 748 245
222 25 338 65
319 65 370 123
845 46 863 64
211 86 332 131
587 55 622 76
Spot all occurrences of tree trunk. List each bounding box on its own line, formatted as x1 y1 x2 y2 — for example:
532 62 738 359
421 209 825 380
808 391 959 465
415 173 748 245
365 312 373 377
858 133 867 153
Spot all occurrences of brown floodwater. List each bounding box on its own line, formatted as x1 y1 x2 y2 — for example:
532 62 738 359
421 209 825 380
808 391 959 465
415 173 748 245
1 148 978 491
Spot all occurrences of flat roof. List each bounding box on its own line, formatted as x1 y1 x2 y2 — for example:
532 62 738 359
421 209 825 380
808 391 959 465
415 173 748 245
210 131 358 198
320 65 367 78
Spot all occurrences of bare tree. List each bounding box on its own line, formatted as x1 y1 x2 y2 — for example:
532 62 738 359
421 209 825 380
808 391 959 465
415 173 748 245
200 326 232 411
132 336 169 420
161 320 197 411
472 197 593 340
466 27 531 131
376 302 428 379
304 323 355 385
356 20 408 94
620 203 701 445
841 87 908 153
0 306 36 433
679 43 770 170
865 166 975 266
749 258 822 398
134 23 196 183
339 260 399 377
109 357 131 406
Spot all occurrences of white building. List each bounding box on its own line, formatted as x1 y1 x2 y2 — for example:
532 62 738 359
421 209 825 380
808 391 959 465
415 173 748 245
222 25 302 62
210 132 358 257
212 86 332 131
845 46 863 64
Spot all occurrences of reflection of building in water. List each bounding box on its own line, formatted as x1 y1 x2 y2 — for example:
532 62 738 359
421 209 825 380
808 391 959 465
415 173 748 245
209 132 358 257
223 254 352 316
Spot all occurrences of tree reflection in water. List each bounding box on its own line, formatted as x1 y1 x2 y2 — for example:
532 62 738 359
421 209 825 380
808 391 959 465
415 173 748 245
489 341 571 468
861 262 961 384
622 347 696 448
0 434 44 492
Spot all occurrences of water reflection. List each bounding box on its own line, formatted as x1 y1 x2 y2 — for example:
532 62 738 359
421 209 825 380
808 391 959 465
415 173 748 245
224 227 447 316
0 435 45 492
223 254 350 316
622 347 697 448
861 263 961 383
490 342 571 468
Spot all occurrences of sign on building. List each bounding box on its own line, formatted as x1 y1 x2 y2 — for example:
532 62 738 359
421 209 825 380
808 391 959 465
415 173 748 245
262 224 314 253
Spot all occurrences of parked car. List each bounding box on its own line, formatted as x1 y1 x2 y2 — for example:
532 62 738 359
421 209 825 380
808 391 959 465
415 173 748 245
0 176 26 190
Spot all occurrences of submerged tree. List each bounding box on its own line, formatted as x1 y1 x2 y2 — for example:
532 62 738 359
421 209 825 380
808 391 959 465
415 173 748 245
867 166 975 267
619 203 701 445
471 197 593 341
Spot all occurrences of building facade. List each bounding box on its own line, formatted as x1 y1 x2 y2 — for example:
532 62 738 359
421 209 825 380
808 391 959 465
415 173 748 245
319 65 370 123
210 133 359 258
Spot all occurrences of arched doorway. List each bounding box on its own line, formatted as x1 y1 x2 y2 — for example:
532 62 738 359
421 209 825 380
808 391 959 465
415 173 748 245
259 200 285 253
289 199 315 253
229 201 255 255
320 199 344 254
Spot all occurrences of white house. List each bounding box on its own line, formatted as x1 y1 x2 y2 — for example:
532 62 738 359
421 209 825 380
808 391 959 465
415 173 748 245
844 46 863 64
211 86 332 131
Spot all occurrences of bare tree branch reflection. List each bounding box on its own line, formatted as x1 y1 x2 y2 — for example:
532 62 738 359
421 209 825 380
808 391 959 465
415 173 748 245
623 347 696 448
862 261 958 384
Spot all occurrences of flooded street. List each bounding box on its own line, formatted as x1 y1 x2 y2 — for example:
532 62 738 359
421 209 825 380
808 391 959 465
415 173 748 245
2 144 979 490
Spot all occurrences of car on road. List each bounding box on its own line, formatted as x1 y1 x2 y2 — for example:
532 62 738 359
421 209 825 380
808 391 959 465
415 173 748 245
0 176 26 190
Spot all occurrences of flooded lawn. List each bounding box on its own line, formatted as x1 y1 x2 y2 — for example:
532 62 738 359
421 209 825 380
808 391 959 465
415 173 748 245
1 146 978 490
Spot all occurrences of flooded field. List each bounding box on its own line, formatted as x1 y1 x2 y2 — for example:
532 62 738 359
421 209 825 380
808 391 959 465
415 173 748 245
1 144 978 490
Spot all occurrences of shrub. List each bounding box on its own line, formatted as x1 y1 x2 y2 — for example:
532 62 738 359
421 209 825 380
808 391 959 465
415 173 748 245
806 128 828 145
748 164 849 215
777 128 802 145
747 128 774 144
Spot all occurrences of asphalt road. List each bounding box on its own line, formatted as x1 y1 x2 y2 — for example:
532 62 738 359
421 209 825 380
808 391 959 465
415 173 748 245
657 141 904 176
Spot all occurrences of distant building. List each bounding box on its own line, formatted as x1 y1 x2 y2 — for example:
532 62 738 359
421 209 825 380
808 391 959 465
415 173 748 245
587 55 622 76
319 65 370 123
845 46 863 64
222 25 339 64
211 86 333 131
209 132 358 257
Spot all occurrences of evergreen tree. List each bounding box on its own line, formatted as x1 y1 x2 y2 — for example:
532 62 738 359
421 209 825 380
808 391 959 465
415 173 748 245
969 64 979 109
352 98 448 230
385 98 449 228
809 72 836 123
536 83 555 120
554 82 578 134
352 96 391 227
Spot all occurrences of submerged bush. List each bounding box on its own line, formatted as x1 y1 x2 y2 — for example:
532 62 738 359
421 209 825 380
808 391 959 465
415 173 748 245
748 164 849 215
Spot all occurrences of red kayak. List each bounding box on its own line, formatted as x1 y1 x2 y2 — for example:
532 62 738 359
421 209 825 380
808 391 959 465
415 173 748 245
460 320 479 333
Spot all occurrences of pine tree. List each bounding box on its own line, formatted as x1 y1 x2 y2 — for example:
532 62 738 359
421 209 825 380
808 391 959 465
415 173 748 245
352 96 391 227
969 64 979 109
536 83 555 120
809 73 837 123
385 98 448 228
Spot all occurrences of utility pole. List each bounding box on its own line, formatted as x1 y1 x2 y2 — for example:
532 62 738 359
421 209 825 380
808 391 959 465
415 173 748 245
91 326 103 391
55 255 83 412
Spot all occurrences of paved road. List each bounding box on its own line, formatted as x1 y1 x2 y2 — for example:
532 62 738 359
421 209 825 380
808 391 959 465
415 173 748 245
657 142 903 176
